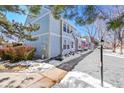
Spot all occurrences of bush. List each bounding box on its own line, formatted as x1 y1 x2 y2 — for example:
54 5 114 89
0 47 16 61
0 45 36 63
25 48 36 60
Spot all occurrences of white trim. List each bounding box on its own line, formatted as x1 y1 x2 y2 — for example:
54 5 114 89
32 32 49 37
33 32 75 41
50 33 60 37
31 12 50 24
50 32 75 41
43 6 51 12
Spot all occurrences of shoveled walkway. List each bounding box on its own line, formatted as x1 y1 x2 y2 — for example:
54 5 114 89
56 51 92 71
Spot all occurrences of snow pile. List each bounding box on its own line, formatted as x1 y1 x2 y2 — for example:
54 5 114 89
53 71 115 88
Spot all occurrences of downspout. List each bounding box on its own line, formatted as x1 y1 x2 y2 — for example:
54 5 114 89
48 14 51 59
60 20 63 57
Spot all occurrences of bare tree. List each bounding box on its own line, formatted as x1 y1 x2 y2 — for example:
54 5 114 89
83 23 97 41
96 6 124 53
113 6 124 54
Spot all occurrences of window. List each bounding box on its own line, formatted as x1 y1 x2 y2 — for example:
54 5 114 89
71 42 73 48
67 45 70 49
63 40 66 49
67 25 70 33
63 45 66 49
63 23 66 32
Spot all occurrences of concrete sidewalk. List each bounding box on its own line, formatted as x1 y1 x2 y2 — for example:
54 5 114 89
0 63 67 88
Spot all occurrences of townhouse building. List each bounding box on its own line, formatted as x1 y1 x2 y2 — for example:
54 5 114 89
25 7 83 59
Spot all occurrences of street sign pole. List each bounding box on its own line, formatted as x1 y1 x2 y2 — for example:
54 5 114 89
100 39 104 87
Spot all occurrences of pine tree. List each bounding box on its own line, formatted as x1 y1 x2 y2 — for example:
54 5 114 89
0 5 41 42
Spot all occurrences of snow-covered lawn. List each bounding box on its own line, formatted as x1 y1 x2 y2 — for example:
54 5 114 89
104 49 124 58
103 53 124 58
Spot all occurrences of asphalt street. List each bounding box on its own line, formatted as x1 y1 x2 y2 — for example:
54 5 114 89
73 49 124 88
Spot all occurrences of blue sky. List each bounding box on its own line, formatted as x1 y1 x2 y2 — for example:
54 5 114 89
6 12 27 24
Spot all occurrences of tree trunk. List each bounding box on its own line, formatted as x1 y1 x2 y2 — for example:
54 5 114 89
120 39 123 54
112 32 116 53
113 43 116 52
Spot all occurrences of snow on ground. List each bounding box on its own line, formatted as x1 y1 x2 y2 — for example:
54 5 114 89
19 62 55 73
103 53 124 58
53 71 114 88
104 49 124 58
0 62 67 88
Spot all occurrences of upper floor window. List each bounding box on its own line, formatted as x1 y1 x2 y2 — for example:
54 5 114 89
63 23 66 32
67 25 70 33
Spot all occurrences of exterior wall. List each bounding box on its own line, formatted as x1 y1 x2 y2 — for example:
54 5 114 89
73 30 83 51
29 14 50 35
25 7 82 59
50 35 61 58
25 8 50 58
61 20 76 55
77 37 83 51
75 38 78 52
26 7 50 24
49 14 61 58
25 34 49 58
